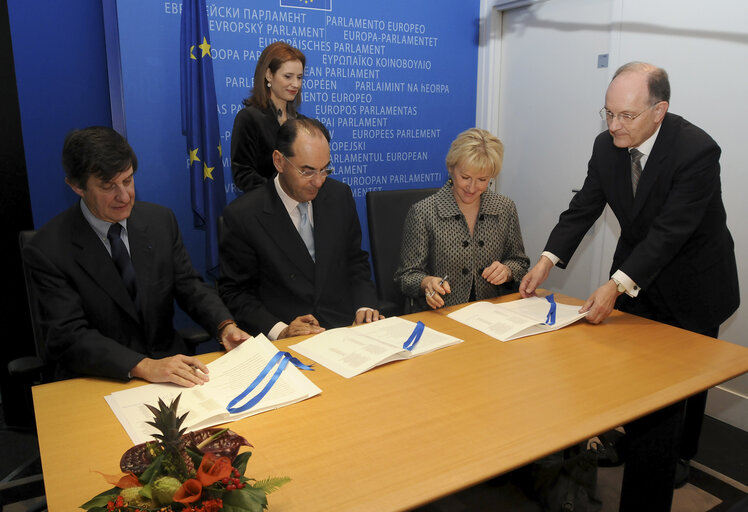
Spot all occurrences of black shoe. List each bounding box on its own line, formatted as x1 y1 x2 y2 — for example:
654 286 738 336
674 459 690 489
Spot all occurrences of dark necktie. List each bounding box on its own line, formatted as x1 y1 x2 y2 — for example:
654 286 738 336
107 223 138 304
630 148 644 196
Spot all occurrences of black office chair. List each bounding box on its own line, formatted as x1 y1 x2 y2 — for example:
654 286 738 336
366 188 439 317
1 231 46 511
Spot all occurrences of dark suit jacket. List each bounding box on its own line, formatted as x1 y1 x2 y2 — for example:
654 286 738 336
546 112 739 331
230 104 280 193
219 178 378 335
23 201 233 381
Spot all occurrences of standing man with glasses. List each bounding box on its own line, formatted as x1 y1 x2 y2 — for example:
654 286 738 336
520 62 739 508
219 117 382 340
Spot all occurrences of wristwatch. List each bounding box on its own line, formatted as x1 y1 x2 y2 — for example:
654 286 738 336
611 277 626 294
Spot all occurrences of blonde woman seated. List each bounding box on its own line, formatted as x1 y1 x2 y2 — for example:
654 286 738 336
394 128 530 310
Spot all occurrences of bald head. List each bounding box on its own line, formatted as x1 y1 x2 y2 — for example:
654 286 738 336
604 62 670 148
612 61 670 104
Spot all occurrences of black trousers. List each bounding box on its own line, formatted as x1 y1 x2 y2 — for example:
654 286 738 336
616 290 719 511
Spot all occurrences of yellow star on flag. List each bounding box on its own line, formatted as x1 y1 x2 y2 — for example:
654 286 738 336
217 144 222 157
203 162 215 181
189 45 197 60
199 37 211 58
189 147 200 165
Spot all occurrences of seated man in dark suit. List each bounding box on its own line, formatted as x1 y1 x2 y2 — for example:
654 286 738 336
219 117 383 340
23 126 250 387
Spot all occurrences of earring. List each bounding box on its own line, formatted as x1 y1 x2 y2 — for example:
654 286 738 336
447 177 453 186
267 82 271 88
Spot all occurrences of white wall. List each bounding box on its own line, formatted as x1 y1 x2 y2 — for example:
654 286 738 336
479 0 748 430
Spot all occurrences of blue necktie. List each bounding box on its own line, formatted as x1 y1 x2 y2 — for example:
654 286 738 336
107 223 139 305
297 202 315 262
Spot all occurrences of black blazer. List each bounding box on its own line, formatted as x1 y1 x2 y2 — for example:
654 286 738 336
230 104 280 193
23 201 232 381
219 178 378 335
546 112 739 331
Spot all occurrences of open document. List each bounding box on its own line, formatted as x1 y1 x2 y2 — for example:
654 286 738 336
105 334 321 444
288 316 463 379
447 296 587 342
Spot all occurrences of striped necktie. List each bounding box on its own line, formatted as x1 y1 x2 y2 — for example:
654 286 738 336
630 148 644 196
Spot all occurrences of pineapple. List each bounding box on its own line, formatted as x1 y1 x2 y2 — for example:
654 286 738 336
144 394 195 479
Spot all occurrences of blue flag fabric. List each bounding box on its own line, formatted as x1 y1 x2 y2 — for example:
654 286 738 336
180 0 226 275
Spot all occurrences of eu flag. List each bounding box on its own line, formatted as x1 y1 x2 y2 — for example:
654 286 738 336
180 0 226 275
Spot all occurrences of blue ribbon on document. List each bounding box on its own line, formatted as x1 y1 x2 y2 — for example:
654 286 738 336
402 321 425 351
544 294 557 325
226 351 313 414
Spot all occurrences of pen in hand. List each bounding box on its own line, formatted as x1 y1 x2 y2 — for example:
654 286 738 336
438 275 449 287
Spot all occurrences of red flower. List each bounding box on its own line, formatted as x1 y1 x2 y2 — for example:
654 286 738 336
202 498 224 512
173 478 203 504
196 452 233 486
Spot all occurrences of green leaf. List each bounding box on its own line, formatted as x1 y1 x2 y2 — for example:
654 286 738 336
221 486 269 512
186 446 204 468
232 451 253 474
79 486 120 509
252 477 291 495
139 454 163 484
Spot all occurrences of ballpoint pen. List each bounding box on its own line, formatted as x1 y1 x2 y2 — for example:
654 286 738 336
438 275 449 287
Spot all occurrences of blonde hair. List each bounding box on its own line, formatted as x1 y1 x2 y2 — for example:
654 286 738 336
445 128 504 178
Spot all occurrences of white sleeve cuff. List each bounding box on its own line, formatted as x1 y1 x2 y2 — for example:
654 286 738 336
268 321 287 341
541 251 561 266
612 270 641 297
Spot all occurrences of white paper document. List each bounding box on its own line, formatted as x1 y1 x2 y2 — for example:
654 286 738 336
447 296 587 342
105 334 321 444
288 316 463 378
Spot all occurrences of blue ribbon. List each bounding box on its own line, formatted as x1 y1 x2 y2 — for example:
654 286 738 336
403 321 425 351
544 293 557 325
226 351 313 414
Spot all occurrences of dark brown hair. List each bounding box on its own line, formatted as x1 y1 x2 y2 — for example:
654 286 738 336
245 42 306 115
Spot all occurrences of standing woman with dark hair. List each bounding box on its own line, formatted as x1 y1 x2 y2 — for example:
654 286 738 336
230 42 306 192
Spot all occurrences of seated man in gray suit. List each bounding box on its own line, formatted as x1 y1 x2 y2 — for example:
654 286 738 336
24 126 250 386
219 117 383 340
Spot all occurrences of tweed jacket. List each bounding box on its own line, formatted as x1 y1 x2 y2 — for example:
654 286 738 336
394 183 529 307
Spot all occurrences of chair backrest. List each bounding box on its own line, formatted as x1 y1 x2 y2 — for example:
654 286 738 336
366 188 439 316
18 230 47 367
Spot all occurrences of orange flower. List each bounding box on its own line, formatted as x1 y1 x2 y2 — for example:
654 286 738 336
172 479 202 504
94 471 141 489
196 452 233 486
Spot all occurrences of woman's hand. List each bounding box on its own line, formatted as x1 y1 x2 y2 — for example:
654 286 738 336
421 276 451 309
482 261 512 285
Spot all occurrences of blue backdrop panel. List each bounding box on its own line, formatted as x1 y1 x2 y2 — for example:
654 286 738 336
109 0 480 274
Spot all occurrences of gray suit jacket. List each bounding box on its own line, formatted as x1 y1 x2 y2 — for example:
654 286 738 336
395 184 530 307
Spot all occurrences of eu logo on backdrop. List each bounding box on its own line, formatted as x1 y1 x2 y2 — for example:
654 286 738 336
280 0 332 11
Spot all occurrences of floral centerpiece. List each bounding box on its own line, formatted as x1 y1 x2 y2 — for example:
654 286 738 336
82 395 289 511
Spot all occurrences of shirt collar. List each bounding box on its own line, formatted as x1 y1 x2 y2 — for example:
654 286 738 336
78 198 128 241
630 123 662 158
274 174 310 216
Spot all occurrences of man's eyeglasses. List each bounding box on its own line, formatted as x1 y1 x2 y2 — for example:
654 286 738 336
599 103 657 124
282 154 334 178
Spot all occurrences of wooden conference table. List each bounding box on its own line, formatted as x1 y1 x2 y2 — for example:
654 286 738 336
33 293 748 511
